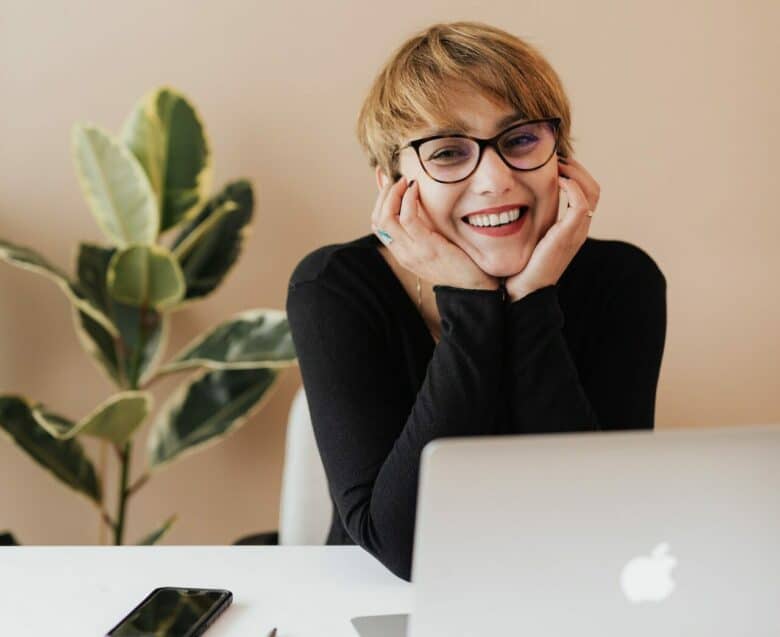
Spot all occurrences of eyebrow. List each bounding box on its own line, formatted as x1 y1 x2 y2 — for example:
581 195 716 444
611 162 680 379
427 110 528 138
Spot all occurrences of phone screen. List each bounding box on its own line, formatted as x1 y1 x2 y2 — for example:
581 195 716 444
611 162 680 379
106 587 232 637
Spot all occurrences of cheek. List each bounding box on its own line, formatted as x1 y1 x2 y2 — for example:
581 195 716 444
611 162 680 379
535 175 562 223
418 188 460 230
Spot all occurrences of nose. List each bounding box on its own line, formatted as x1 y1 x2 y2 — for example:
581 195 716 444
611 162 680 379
469 146 516 196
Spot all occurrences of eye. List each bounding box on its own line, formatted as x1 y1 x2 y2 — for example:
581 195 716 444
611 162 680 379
504 134 538 148
429 147 469 161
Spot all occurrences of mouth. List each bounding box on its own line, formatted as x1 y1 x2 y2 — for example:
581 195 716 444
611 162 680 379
462 206 529 228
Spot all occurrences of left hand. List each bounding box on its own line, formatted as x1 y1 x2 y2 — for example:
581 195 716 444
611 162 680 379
504 155 601 301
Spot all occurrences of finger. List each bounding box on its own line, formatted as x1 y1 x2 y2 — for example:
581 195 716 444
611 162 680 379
371 176 406 226
401 182 435 232
415 203 435 231
374 179 412 248
557 158 600 210
372 215 410 252
412 198 439 235
398 181 432 240
377 176 409 227
558 176 594 228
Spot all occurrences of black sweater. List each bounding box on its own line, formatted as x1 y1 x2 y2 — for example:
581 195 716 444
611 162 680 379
286 233 667 582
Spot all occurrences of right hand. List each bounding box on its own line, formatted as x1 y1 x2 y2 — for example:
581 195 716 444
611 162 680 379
371 176 499 291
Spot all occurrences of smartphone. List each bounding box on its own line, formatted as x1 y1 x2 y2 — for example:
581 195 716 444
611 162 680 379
105 587 233 637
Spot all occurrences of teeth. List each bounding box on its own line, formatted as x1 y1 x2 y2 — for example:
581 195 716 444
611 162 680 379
466 207 523 227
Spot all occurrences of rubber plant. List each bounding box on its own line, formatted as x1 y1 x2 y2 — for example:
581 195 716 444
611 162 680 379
0 86 296 545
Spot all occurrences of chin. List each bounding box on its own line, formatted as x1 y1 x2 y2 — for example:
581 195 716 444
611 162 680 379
475 252 530 279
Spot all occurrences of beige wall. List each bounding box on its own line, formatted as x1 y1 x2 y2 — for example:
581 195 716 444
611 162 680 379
1 1 778 545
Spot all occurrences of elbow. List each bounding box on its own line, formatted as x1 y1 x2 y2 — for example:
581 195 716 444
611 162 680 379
369 544 413 582
345 503 414 582
378 542 413 582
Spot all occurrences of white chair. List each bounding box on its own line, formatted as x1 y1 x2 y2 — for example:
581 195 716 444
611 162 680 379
278 386 332 545
234 385 331 546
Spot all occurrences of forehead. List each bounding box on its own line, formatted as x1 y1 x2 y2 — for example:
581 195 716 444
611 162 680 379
406 87 526 139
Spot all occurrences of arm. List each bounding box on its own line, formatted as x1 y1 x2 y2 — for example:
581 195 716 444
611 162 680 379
287 276 505 581
503 258 667 433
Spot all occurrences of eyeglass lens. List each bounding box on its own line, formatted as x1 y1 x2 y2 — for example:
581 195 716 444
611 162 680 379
418 120 558 182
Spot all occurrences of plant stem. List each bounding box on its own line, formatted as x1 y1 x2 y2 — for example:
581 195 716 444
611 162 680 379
127 471 150 497
98 441 108 544
100 507 116 533
113 442 132 545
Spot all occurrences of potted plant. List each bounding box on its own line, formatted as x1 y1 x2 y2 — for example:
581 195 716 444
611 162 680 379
0 86 296 545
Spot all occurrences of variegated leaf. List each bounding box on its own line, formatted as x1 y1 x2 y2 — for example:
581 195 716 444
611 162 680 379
122 87 211 232
33 391 152 445
159 309 296 375
107 244 185 310
0 396 101 504
71 124 159 246
147 368 279 469
0 238 116 337
169 180 253 304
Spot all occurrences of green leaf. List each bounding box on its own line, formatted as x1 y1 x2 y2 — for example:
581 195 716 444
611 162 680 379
32 391 152 446
159 309 296 376
0 396 101 504
71 124 159 246
137 514 177 545
170 180 253 304
121 87 212 232
147 368 280 469
0 238 117 337
107 244 185 310
73 244 169 387
73 308 122 385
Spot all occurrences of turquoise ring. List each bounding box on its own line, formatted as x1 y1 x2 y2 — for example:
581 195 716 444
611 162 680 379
376 229 394 245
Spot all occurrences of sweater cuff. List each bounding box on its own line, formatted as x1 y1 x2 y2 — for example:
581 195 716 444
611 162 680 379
506 285 564 331
432 284 505 341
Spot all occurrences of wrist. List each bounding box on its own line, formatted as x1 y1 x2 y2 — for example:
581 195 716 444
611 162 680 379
438 273 499 292
505 281 536 302
467 275 500 292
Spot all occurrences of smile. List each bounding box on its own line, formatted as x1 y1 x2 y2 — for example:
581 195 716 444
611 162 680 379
464 207 526 227
462 207 529 237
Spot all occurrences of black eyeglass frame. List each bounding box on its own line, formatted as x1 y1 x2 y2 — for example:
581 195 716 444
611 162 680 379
393 116 562 184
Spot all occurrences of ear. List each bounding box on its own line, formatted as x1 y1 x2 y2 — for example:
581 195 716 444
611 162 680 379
375 165 388 192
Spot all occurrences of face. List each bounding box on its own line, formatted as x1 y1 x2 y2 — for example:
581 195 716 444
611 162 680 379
376 86 562 278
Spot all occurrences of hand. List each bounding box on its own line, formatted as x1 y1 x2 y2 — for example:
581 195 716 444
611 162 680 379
504 155 601 302
371 176 499 291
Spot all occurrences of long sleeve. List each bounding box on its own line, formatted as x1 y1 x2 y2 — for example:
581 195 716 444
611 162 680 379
503 245 667 434
287 274 505 582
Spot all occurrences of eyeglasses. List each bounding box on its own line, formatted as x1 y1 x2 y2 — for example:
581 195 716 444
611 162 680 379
394 117 562 184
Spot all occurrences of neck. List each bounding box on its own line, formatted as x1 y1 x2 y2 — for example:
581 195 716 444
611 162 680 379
378 246 441 341
416 275 441 342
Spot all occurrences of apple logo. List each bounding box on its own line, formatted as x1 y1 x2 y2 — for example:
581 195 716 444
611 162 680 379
620 542 677 603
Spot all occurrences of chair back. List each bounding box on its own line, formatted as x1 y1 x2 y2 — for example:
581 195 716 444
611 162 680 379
278 386 332 545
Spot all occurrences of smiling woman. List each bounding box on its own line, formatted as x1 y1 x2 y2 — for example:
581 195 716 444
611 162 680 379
286 21 667 582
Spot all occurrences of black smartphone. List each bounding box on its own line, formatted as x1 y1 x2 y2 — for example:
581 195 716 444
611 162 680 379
105 587 233 637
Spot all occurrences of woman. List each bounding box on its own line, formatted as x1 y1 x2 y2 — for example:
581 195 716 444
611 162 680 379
286 21 666 582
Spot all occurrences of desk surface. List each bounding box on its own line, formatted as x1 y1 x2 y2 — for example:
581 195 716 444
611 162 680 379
0 546 412 637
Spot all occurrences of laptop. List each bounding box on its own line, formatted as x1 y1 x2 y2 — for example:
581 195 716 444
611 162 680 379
353 423 780 636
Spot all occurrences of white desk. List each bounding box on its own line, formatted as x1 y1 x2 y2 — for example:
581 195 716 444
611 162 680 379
0 546 412 636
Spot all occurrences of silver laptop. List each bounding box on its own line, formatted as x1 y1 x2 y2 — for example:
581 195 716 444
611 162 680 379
354 423 780 636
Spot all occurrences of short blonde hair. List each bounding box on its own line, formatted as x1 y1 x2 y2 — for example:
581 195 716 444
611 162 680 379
356 21 575 179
